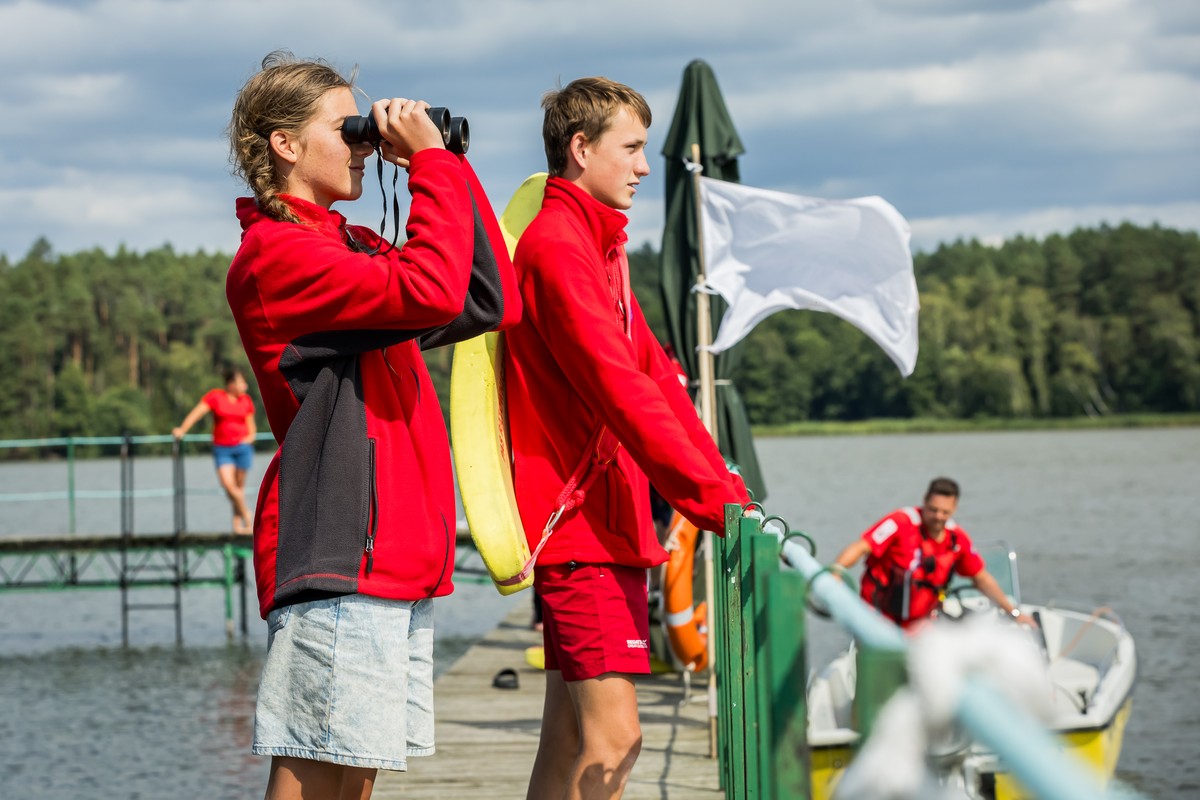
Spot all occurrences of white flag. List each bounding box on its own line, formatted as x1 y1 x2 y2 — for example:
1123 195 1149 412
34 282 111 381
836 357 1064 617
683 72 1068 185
699 177 919 376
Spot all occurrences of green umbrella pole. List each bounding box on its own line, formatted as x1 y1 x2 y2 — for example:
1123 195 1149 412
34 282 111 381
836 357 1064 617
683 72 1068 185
691 141 722 760
691 142 718 437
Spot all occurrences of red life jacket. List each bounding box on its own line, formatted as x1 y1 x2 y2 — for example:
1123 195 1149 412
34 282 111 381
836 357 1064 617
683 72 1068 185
865 525 964 625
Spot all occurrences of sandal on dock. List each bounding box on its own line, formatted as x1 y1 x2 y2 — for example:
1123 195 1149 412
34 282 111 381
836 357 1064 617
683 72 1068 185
491 668 519 690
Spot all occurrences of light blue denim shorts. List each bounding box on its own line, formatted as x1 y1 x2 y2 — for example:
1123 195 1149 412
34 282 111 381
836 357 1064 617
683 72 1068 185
212 443 253 471
252 594 435 771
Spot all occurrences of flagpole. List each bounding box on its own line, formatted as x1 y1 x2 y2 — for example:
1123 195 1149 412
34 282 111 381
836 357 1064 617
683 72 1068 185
690 142 721 760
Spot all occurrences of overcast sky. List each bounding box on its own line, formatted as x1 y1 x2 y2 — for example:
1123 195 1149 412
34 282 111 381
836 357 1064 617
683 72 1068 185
1 0 1197 262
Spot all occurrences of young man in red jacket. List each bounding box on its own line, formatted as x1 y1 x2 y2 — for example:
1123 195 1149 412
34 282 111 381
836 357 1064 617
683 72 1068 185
505 77 747 800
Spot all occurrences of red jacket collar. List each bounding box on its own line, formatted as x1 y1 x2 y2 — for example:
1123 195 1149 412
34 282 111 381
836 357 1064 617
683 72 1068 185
543 177 629 255
235 194 348 241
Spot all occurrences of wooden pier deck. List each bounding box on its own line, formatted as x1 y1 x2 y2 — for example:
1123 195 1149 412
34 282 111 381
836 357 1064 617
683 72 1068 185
374 606 723 799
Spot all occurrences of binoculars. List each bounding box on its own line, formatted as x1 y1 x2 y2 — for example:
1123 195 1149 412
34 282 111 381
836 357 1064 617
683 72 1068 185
342 106 469 154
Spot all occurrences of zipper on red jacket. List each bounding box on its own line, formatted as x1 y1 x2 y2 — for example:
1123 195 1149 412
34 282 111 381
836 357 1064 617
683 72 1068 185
428 512 452 598
365 438 379 577
605 247 628 330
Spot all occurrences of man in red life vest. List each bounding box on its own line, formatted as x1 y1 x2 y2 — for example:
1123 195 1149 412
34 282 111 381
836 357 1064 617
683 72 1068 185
834 477 1035 629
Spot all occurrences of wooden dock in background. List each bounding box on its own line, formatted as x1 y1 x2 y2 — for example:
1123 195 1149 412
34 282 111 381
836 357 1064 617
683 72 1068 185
374 606 722 799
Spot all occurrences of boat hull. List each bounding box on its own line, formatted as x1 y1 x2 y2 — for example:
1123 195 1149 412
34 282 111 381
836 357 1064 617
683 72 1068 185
805 602 1135 799
991 695 1133 799
810 696 1131 800
810 744 854 800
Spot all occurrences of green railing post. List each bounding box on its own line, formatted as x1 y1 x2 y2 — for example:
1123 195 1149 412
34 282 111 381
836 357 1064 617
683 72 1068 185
714 515 727 788
237 546 252 636
855 645 908 743
715 502 741 791
719 511 747 795
736 511 766 798
749 528 781 798
766 568 809 800
223 543 235 639
67 437 76 535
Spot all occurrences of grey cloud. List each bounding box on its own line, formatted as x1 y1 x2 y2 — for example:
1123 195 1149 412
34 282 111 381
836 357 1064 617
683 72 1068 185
0 0 1196 260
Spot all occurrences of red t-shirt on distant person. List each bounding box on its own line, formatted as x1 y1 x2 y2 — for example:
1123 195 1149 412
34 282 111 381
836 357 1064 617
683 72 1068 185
202 389 254 447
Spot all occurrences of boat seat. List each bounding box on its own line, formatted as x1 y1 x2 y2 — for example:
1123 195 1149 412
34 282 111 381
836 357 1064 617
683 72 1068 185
830 667 855 729
808 660 856 736
1048 658 1099 711
807 683 840 736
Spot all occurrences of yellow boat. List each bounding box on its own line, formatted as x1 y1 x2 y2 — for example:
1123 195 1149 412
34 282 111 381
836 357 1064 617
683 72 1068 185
806 542 1136 800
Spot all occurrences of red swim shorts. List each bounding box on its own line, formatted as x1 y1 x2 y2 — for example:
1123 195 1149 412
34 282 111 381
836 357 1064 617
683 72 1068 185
534 562 651 682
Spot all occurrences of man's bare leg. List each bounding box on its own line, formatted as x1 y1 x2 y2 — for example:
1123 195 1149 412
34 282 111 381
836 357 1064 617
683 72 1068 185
527 670 579 799
527 671 642 800
567 673 642 799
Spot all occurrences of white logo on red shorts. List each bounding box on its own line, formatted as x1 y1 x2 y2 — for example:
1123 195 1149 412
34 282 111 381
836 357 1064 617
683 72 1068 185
626 639 648 649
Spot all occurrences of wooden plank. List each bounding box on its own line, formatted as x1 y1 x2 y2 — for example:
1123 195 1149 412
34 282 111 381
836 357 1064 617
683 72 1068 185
373 606 722 799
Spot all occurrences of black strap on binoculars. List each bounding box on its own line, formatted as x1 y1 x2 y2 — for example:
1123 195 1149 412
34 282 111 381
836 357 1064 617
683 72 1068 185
353 151 401 257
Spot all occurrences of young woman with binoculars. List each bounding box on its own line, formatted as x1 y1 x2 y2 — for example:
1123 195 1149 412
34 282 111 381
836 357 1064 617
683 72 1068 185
225 51 520 800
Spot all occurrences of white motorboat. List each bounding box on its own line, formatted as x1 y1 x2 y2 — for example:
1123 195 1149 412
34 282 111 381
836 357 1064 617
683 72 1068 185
806 542 1137 800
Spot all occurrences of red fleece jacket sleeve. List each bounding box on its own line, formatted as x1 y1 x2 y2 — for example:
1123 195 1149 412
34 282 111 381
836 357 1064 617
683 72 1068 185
247 150 474 340
458 155 522 331
521 235 743 533
633 298 742 487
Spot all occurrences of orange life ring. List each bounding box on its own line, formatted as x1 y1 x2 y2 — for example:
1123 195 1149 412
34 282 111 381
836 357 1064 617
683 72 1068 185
663 511 708 671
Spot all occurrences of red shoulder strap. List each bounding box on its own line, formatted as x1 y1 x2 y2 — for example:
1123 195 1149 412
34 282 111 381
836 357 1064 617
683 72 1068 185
497 239 630 588
497 425 620 587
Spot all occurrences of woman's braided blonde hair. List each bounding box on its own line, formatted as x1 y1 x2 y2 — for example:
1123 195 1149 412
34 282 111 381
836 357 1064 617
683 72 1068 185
228 51 355 222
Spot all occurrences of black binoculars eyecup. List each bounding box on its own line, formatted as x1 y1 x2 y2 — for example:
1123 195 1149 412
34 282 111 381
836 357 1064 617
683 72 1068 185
427 108 469 154
427 106 450 139
340 115 376 144
448 116 469 156
341 105 469 154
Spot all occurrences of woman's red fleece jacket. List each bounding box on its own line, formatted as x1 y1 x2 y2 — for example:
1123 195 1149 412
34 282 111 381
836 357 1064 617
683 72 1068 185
504 177 745 569
226 150 521 617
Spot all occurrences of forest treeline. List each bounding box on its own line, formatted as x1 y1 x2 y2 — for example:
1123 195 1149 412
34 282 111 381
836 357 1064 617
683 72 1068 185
1 222 1197 446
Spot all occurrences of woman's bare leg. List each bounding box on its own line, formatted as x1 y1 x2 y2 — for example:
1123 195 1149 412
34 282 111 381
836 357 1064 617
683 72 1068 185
265 757 377 800
216 464 252 533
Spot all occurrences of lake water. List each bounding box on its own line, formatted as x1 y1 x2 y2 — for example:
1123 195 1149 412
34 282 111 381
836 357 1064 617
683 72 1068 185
1 427 1196 798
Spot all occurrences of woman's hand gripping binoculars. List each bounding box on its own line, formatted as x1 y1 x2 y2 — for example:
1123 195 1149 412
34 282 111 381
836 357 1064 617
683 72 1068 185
343 98 469 161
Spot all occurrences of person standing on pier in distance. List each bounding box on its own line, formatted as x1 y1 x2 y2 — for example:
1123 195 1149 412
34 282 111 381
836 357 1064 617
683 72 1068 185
833 477 1036 629
504 77 748 800
224 51 520 800
172 367 256 535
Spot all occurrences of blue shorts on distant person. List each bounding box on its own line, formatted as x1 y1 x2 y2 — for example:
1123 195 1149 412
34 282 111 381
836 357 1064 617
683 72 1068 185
213 443 253 471
252 593 436 771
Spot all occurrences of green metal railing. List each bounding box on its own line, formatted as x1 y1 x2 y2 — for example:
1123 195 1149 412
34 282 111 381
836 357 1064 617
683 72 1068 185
712 504 1145 800
0 535 253 644
0 432 492 647
0 432 272 644
714 504 810 798
0 432 276 534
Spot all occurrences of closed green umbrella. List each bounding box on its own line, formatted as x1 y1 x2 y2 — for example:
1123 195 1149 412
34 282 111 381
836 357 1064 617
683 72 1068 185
658 59 767 760
659 59 766 500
